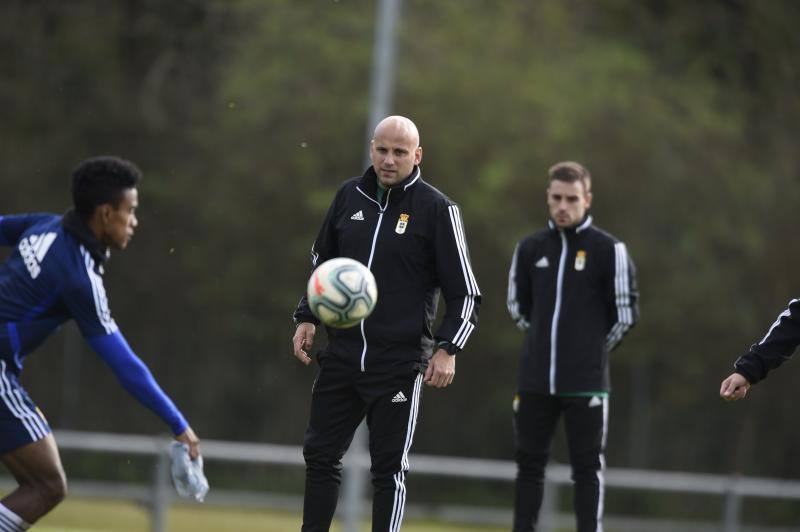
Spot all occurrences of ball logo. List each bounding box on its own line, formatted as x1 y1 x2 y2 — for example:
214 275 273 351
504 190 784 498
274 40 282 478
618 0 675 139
313 271 325 296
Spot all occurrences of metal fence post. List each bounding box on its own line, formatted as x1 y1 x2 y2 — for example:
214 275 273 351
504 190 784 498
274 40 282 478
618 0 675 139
151 438 170 532
342 422 369 532
723 475 741 532
539 478 558 532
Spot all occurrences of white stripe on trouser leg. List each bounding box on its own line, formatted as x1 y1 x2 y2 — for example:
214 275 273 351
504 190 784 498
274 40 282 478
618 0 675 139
595 397 609 532
0 361 46 441
0 502 30 531
389 374 423 532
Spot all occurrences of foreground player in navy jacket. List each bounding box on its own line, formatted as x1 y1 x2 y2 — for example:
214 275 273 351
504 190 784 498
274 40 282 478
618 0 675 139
0 156 199 530
720 298 800 401
292 116 481 531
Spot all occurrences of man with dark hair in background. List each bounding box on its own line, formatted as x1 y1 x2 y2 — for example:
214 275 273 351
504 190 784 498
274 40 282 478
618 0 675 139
507 161 639 532
0 156 200 530
292 115 481 531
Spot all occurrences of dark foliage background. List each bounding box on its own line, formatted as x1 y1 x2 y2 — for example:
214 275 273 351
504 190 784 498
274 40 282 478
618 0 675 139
2 0 799 522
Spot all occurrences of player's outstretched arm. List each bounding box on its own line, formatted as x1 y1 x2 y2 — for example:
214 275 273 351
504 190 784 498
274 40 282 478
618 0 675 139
292 322 316 366
720 372 751 401
176 426 200 459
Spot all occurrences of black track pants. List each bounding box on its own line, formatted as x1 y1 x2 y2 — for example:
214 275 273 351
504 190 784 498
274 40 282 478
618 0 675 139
301 357 423 532
512 392 608 532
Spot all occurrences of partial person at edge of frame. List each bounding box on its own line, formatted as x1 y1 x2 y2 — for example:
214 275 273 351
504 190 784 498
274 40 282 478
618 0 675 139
0 156 200 530
720 298 800 401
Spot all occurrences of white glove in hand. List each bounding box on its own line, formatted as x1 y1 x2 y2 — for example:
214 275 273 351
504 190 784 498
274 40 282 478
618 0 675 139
170 442 210 502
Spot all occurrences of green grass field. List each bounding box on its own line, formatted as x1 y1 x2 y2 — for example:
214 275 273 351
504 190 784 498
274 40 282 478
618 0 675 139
34 497 508 532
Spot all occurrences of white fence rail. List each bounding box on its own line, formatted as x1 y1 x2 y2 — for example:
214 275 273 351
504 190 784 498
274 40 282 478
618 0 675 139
3 430 797 532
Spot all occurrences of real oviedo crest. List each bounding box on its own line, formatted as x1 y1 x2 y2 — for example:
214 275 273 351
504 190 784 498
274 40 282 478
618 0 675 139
395 213 409 234
575 250 586 271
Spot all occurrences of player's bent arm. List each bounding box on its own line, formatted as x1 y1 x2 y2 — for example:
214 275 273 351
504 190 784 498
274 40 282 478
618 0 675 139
605 241 640 352
507 241 532 329
433 202 481 351
733 299 800 384
88 331 189 435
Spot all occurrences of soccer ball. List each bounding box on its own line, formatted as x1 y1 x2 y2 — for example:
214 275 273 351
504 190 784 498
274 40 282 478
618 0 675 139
306 257 378 328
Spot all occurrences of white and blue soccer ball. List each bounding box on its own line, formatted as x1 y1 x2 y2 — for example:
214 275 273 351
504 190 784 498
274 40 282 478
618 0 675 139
306 257 378 328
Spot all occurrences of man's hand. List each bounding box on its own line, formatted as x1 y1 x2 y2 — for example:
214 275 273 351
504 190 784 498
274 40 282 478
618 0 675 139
720 372 751 401
176 426 200 459
424 348 455 388
293 322 316 365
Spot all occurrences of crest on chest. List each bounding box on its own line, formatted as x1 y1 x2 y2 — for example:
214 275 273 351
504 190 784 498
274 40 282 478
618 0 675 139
575 250 586 271
395 213 410 234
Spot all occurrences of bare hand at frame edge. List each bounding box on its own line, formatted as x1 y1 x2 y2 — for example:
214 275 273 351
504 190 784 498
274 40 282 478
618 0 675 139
720 372 751 401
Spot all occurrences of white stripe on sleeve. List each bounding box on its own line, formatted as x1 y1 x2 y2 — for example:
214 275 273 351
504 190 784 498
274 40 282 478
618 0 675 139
606 242 634 351
448 205 480 348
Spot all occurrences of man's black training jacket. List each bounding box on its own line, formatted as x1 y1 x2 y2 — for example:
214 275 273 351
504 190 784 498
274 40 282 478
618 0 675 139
735 298 800 384
294 166 481 375
507 216 639 394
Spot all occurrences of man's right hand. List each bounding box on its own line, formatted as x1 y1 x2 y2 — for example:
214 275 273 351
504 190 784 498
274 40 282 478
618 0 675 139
293 322 316 365
720 372 751 401
176 426 200 459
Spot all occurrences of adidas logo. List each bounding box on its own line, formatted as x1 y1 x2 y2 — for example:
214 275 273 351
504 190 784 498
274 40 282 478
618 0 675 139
535 256 549 268
391 391 407 403
350 210 365 221
588 396 603 407
18 232 58 279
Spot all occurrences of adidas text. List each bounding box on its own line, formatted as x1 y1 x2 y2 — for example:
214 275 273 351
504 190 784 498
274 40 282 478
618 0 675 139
391 392 407 403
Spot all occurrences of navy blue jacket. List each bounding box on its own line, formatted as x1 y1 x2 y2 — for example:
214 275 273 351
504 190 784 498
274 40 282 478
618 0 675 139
0 211 187 434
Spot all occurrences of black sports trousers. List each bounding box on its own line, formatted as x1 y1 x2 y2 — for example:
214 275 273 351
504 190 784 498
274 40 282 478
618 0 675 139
302 355 423 532
512 392 608 532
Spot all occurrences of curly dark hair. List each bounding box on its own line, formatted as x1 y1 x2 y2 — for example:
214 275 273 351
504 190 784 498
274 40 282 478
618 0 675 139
72 156 142 219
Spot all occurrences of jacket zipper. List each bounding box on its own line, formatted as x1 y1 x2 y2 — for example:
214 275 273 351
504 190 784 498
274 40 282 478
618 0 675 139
549 230 568 394
356 186 392 372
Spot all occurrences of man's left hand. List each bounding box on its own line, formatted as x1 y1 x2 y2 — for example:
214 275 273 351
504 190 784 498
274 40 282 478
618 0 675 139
424 348 455 388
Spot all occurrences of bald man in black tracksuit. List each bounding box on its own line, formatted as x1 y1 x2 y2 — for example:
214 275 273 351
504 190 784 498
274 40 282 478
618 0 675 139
292 116 480 532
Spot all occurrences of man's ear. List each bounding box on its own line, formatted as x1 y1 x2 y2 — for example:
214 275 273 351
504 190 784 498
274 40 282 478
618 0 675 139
98 204 113 224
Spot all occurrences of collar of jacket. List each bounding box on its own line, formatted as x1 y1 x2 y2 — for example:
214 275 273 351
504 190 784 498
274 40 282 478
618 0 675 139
358 166 421 201
61 209 110 265
547 214 593 235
